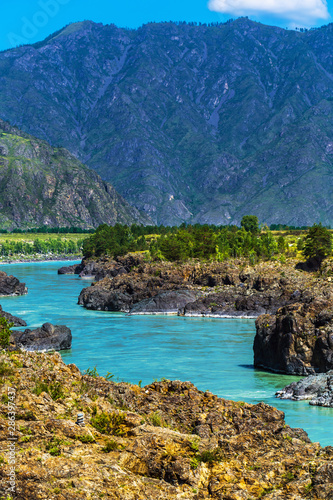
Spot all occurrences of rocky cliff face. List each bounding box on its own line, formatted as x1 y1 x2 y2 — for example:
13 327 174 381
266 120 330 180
1 19 333 224
0 350 332 500
0 120 150 229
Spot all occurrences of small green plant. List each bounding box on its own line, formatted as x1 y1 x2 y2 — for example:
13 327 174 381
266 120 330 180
105 372 114 381
102 440 119 452
0 360 14 378
20 435 32 443
77 434 95 443
84 366 99 377
33 380 64 400
45 437 62 456
190 457 200 469
0 318 13 348
149 412 164 427
1 393 9 404
91 411 127 436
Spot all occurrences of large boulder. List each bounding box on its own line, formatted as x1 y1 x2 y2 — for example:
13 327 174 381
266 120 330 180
254 299 333 375
11 323 72 351
0 271 27 295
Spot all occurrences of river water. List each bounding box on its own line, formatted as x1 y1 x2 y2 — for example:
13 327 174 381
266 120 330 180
1 260 332 446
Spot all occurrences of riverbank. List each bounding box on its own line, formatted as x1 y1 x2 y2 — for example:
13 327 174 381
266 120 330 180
0 254 82 264
0 349 332 500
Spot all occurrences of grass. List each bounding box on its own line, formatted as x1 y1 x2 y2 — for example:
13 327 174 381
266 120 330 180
33 380 65 400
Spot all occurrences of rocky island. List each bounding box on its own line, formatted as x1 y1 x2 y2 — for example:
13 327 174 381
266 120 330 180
0 350 332 500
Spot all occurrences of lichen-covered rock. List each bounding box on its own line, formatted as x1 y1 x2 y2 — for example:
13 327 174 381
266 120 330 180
0 351 332 499
10 323 72 351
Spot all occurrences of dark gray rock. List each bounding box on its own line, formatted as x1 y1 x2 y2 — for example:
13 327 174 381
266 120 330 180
58 263 84 275
276 371 333 407
0 271 27 296
129 290 198 314
0 304 26 327
78 287 133 312
11 323 72 351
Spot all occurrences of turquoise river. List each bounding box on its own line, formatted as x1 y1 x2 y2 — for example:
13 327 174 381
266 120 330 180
1 260 332 446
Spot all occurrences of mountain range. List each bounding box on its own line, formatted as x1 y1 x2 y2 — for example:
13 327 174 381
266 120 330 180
1 18 333 226
0 119 149 229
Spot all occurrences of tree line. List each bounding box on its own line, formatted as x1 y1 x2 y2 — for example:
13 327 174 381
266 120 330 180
0 238 82 257
82 217 288 262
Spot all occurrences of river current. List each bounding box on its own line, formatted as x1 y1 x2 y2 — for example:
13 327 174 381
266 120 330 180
1 260 332 446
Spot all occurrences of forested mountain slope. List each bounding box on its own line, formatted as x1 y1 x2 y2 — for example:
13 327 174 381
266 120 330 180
1 19 333 225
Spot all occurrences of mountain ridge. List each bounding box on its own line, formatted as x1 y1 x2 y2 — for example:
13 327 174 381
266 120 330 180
1 18 333 225
0 119 150 229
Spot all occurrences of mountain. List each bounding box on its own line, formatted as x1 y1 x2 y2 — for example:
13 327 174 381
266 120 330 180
1 19 333 225
0 119 150 229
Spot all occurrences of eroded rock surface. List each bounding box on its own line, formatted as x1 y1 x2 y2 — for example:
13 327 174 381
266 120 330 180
276 371 333 407
0 304 26 326
0 351 332 500
0 270 27 296
10 323 72 351
77 256 311 315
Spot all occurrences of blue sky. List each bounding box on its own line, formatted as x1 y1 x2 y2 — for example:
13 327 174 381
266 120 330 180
1 0 332 51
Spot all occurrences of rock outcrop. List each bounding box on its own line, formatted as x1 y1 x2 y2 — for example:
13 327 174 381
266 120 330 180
0 350 332 500
10 323 72 351
254 290 333 375
276 371 333 407
76 256 311 315
0 270 27 296
129 290 198 314
0 304 26 326
57 263 84 275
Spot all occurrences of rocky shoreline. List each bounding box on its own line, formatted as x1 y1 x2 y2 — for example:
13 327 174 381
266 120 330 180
0 350 332 500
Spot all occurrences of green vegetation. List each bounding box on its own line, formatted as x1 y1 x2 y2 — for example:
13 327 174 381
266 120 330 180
0 318 13 348
33 380 65 400
82 222 286 262
0 233 83 258
102 440 119 452
303 223 332 264
241 215 260 235
90 411 127 436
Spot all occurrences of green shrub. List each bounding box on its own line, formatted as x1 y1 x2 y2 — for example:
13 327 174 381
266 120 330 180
102 440 119 452
77 434 95 443
90 411 127 436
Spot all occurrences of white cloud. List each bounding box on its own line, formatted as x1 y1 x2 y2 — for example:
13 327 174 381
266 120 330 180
208 0 329 23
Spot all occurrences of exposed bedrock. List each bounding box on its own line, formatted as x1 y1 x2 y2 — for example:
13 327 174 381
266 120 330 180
76 257 311 315
0 304 26 326
276 370 333 407
254 298 333 375
0 270 27 295
10 322 72 351
129 290 198 314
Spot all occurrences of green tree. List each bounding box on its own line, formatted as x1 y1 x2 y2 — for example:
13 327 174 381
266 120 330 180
303 223 332 263
240 215 260 235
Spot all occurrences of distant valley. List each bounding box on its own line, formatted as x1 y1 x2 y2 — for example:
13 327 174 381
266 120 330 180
1 18 333 225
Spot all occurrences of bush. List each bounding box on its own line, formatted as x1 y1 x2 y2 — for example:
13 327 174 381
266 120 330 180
90 411 127 435
0 318 13 348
